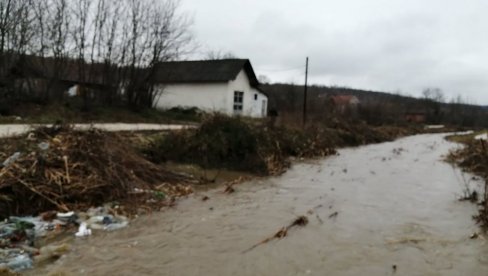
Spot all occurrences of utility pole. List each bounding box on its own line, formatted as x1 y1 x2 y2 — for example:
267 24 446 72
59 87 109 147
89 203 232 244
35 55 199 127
303 57 309 127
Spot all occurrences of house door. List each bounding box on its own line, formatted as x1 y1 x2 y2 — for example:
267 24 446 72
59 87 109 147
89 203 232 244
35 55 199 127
261 100 267 117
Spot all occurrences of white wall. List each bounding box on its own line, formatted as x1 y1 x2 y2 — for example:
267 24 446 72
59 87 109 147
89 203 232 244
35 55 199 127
154 69 268 118
154 82 229 113
228 70 268 118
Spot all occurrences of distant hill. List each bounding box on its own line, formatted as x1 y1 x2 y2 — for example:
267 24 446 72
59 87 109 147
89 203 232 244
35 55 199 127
261 83 488 127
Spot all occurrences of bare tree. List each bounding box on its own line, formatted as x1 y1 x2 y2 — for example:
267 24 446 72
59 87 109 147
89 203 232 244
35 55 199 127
93 0 120 104
71 0 92 109
205 50 237 60
422 87 445 123
45 0 71 101
142 0 193 107
422 87 445 103
118 0 193 109
0 0 14 54
0 0 194 108
258 75 271 84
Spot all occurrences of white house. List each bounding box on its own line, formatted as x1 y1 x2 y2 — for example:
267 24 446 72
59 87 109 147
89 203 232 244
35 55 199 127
154 59 268 118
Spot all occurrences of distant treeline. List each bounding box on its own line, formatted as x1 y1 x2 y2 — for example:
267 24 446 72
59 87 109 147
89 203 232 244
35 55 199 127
263 83 488 127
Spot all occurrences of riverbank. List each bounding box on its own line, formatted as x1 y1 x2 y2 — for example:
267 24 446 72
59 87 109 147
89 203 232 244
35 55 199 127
144 115 428 177
27 133 487 275
0 118 460 217
446 131 488 230
0 126 196 272
0 119 462 273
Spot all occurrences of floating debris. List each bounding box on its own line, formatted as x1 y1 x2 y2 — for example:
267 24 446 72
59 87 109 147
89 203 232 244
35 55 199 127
392 148 405 155
224 185 235 194
315 214 324 224
75 222 92 237
243 216 309 253
328 212 339 219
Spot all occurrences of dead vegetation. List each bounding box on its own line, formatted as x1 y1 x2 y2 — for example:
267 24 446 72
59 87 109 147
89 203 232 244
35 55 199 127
447 137 488 230
145 114 418 176
0 126 192 218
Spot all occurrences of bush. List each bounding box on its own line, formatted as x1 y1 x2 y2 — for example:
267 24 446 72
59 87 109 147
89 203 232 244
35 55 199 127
145 114 417 176
146 115 339 175
147 115 267 173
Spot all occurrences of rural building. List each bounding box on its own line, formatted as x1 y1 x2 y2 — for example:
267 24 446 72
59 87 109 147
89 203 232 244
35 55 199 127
10 54 117 100
329 95 360 114
153 59 268 118
405 111 426 123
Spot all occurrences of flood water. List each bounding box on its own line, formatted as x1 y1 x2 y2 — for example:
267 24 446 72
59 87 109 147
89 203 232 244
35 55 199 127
30 133 488 276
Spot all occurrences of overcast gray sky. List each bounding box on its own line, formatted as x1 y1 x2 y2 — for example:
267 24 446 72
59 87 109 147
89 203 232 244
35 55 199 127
181 0 488 104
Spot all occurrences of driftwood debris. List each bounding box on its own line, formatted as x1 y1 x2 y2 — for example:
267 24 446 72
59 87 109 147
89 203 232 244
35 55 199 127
0 126 192 217
328 211 339 219
224 184 235 194
243 216 309 253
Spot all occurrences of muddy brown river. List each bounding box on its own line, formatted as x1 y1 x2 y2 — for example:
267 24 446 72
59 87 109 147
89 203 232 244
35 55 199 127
29 133 488 275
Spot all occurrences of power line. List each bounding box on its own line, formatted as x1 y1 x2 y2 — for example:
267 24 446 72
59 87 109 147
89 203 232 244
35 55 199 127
258 65 305 73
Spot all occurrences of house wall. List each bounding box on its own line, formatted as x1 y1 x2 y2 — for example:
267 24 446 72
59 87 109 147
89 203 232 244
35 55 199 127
405 114 426 123
228 70 268 118
154 69 268 118
154 82 229 113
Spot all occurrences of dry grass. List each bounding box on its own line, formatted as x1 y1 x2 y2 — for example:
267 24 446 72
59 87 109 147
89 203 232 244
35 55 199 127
447 137 488 230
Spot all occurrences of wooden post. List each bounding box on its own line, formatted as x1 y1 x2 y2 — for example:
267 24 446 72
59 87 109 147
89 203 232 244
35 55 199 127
303 57 309 127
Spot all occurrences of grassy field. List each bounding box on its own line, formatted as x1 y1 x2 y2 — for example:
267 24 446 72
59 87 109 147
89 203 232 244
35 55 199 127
446 130 488 144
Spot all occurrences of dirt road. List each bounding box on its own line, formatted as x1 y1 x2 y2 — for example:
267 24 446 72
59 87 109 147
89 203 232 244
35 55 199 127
29 133 488 276
0 123 192 138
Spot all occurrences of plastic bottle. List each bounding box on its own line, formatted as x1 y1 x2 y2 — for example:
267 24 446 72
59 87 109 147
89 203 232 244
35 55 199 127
2 152 21 167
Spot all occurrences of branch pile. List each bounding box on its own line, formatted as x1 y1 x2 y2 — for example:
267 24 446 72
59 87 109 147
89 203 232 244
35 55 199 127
0 126 192 217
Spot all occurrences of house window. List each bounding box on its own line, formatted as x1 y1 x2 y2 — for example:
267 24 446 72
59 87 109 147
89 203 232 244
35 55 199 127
254 93 258 100
233 91 244 113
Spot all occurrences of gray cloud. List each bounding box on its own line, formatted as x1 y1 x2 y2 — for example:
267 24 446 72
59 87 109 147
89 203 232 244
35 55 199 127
182 0 488 104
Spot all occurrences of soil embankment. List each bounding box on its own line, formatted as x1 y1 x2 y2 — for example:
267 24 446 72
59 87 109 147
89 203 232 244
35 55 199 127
446 131 488 229
145 115 423 176
0 119 462 273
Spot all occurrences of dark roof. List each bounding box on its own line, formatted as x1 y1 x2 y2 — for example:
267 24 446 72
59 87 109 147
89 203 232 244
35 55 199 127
10 55 265 92
11 54 114 86
154 59 260 87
